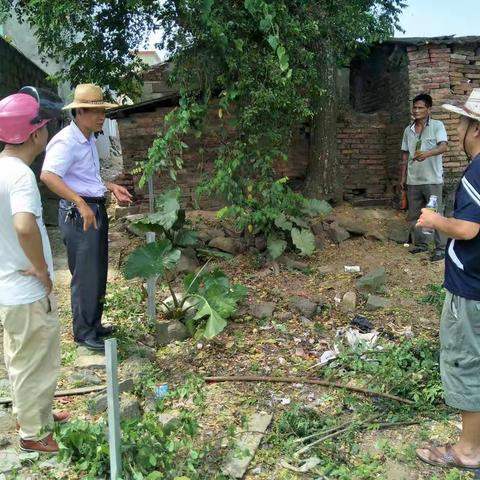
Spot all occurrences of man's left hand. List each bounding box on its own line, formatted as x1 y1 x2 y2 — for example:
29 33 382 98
416 208 439 230
413 151 430 161
110 184 133 204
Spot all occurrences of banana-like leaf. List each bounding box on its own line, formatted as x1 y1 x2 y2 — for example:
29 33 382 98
291 228 315 256
302 198 333 217
124 239 180 279
192 297 228 339
185 270 247 338
274 213 293 231
267 235 287 259
289 216 309 229
134 188 181 232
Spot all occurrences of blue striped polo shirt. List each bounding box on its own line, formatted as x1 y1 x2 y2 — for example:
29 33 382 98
445 154 480 300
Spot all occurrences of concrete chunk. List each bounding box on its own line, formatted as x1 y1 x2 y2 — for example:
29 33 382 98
222 412 272 478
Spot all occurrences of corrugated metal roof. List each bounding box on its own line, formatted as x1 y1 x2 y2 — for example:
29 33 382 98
382 36 480 46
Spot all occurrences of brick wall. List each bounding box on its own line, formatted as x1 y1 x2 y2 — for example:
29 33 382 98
406 42 480 203
340 45 410 202
337 110 389 201
115 103 309 210
114 40 480 209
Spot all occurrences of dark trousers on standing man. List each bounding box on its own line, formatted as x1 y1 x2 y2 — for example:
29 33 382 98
407 184 447 254
58 198 108 342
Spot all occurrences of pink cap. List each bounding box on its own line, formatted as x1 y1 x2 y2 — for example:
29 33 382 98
0 93 49 144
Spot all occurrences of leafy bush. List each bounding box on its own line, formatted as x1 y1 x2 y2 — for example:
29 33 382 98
124 188 246 338
217 178 332 258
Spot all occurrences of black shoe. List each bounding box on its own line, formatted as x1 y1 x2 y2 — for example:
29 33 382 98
76 338 105 351
409 246 428 254
97 325 114 337
430 252 445 262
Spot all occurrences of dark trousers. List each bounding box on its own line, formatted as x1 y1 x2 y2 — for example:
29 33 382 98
407 184 446 254
58 199 108 342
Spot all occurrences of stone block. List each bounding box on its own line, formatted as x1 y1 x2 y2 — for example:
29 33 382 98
208 236 237 254
249 302 276 319
289 296 317 319
366 295 389 311
356 267 387 294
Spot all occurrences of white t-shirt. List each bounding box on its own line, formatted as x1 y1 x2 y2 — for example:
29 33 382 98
0 156 54 305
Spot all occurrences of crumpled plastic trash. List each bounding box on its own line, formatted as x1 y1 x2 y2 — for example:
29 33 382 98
313 327 380 368
344 328 379 351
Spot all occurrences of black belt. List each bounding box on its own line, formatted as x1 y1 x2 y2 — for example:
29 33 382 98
80 196 106 204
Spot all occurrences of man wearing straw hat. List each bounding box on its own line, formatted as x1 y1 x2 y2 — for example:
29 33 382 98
41 84 132 352
415 89 480 470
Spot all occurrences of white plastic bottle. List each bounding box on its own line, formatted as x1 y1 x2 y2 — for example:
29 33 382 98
423 195 438 235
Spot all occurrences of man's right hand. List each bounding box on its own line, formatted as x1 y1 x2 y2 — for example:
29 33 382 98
20 266 53 295
77 201 98 231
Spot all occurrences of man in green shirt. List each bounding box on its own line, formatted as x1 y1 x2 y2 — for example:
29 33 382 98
400 93 448 262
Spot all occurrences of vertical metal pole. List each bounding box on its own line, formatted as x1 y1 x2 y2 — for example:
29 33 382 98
105 338 121 479
146 177 156 321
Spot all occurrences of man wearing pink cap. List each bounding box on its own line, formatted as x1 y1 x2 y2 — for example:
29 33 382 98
416 88 480 470
0 87 68 453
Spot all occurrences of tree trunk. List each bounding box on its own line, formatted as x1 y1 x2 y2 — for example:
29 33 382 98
303 41 343 202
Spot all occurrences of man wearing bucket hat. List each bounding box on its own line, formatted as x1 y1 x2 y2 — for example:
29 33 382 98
41 84 132 352
415 89 480 470
0 87 68 453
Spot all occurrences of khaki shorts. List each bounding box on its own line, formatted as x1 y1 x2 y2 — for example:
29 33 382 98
440 291 480 411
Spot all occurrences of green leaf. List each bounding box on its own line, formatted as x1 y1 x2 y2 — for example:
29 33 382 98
192 297 228 339
138 188 181 231
234 39 244 51
174 229 198 247
124 240 180 279
148 473 164 480
185 269 246 338
131 219 165 235
289 216 309 229
267 35 279 51
183 272 200 293
201 269 230 291
274 213 293 231
267 235 287 259
302 198 333 217
291 228 315 256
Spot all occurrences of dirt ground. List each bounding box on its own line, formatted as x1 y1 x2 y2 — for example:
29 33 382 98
0 203 478 479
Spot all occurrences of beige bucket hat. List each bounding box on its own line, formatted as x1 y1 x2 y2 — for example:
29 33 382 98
63 83 118 110
442 88 480 121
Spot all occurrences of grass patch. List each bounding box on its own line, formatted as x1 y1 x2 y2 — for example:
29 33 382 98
418 283 446 314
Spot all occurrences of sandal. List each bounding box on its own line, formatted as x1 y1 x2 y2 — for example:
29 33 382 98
416 444 480 470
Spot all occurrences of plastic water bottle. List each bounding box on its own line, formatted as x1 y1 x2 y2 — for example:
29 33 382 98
422 195 438 235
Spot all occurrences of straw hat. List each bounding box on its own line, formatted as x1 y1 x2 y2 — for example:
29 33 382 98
63 83 118 110
442 88 480 122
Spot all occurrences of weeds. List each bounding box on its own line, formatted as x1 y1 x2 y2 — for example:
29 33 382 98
54 376 225 480
323 336 444 407
419 283 446 314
